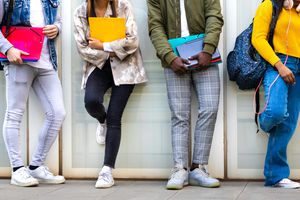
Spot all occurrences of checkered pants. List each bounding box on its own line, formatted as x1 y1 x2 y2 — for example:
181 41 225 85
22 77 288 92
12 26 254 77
164 65 220 168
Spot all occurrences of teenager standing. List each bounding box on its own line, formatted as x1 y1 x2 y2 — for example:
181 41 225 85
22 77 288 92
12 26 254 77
1 0 65 187
73 0 147 188
148 0 223 190
252 0 300 188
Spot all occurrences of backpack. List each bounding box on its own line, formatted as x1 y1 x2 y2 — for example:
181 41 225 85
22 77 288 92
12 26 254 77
227 0 282 132
226 0 280 90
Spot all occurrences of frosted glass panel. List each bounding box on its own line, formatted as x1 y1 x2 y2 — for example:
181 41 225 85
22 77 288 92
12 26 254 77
237 0 261 32
0 73 9 167
70 0 172 169
235 0 267 170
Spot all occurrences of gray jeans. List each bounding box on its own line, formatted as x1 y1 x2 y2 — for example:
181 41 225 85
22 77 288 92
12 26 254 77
3 64 66 168
164 65 220 169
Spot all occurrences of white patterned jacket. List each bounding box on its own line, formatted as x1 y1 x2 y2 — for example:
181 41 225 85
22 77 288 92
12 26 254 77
73 0 148 88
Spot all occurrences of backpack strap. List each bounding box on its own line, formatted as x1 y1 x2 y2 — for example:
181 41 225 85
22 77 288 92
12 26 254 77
268 0 280 48
5 0 14 37
255 88 260 133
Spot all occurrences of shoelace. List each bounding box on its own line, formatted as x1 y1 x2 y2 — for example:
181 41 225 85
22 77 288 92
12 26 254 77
98 172 112 183
195 166 209 178
170 168 186 179
279 178 294 184
17 168 32 179
39 166 54 177
97 124 106 136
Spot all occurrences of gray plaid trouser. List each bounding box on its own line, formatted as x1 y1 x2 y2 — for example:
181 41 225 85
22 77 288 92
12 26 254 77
164 65 220 168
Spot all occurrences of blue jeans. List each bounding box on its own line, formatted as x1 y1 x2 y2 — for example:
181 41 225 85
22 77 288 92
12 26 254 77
259 54 300 186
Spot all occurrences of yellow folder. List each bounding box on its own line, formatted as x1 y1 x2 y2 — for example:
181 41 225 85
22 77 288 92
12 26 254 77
88 17 126 42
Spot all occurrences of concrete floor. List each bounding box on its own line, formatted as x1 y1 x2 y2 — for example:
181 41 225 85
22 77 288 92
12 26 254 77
1 180 300 200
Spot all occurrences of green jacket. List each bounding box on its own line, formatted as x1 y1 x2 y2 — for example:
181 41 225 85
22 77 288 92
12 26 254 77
147 0 224 67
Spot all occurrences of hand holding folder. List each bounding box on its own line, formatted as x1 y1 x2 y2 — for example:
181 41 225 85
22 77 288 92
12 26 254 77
168 34 205 56
0 26 44 62
88 17 126 42
176 38 222 69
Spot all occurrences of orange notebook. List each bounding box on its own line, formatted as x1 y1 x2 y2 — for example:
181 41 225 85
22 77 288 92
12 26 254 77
88 17 126 42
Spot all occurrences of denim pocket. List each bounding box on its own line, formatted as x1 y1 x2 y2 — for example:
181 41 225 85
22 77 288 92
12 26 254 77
12 65 30 84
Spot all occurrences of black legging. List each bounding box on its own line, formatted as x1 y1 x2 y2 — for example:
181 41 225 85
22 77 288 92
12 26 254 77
84 60 134 168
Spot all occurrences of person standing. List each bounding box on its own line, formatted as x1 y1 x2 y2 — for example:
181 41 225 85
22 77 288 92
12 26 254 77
252 0 300 189
147 0 223 190
1 0 65 187
73 0 147 188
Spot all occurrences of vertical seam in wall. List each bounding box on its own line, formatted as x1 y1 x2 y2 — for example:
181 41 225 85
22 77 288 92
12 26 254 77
222 0 228 180
26 103 30 166
57 7 63 175
189 108 192 167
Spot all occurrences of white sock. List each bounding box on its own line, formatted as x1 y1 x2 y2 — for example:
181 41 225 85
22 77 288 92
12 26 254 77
101 166 112 174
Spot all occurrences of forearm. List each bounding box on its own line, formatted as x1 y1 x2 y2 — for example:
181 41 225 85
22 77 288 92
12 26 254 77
252 36 280 66
0 0 13 54
76 45 109 66
109 1 139 60
150 29 177 65
54 13 62 35
252 0 280 66
73 13 109 66
203 0 224 54
147 0 177 65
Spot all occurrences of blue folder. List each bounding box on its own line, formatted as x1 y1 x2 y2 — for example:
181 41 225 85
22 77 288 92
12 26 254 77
176 38 222 68
168 34 205 56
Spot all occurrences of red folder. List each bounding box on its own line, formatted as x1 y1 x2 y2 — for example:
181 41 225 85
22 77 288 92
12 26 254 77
0 26 44 62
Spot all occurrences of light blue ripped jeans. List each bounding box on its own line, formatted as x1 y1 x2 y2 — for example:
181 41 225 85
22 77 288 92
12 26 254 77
2 64 66 168
259 54 300 186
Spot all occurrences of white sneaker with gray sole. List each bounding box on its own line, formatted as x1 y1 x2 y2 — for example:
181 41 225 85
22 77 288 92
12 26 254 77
189 165 220 188
95 171 114 188
29 166 65 184
96 122 107 145
11 167 39 187
274 178 300 189
166 167 188 190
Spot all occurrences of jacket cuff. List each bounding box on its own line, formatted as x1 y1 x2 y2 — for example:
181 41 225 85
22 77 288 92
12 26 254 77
270 56 280 67
164 52 177 66
202 43 216 55
103 42 114 52
1 43 13 55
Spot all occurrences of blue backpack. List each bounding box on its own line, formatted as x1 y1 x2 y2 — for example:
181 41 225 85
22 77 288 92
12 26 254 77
227 0 280 90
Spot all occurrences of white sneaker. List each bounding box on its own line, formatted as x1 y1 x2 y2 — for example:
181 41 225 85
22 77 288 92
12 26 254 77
189 165 220 188
11 167 39 187
166 167 188 190
95 171 114 188
96 122 107 145
274 178 300 189
29 166 65 184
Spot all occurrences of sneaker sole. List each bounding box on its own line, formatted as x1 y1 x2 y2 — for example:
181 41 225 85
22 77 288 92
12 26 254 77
37 178 65 184
96 140 105 145
166 181 188 190
11 179 39 187
273 184 300 189
189 179 220 188
96 137 106 145
95 182 114 189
